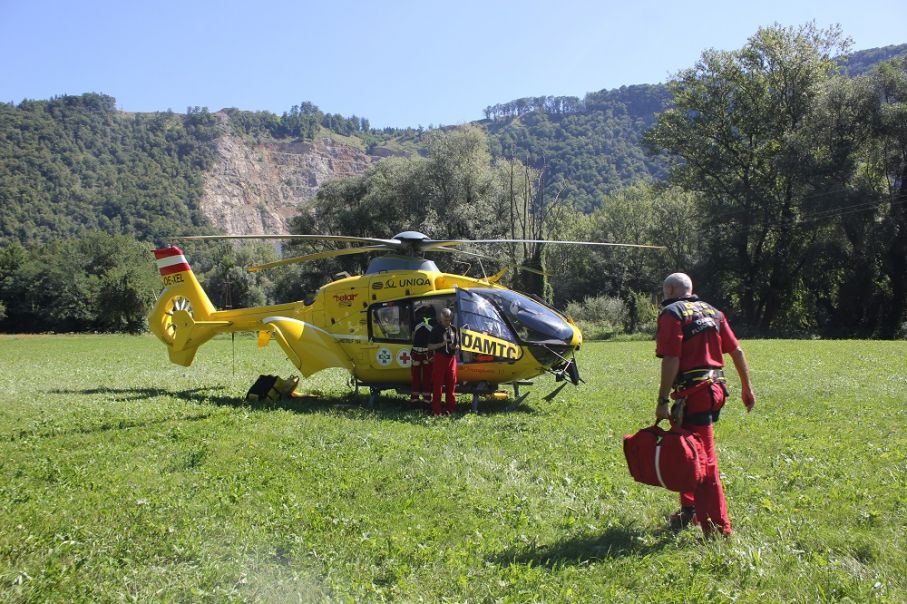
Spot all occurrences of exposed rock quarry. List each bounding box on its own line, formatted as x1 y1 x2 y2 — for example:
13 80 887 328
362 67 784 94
199 114 377 235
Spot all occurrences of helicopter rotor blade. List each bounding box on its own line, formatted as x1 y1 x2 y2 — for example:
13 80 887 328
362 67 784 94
430 246 500 261
437 239 667 251
178 232 665 252
246 245 389 273
179 234 401 247
431 247 552 281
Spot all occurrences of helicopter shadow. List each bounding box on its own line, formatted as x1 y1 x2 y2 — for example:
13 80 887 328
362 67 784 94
50 386 239 407
49 386 537 425
51 385 353 415
242 391 540 423
6 387 227 442
490 524 674 567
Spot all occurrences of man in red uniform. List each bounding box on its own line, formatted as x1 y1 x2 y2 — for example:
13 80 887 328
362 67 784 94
409 307 434 404
428 307 460 416
655 272 756 537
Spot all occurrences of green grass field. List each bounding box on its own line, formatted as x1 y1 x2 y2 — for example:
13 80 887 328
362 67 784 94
0 335 904 603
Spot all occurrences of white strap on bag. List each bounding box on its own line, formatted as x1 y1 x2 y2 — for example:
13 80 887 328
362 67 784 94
654 443 667 488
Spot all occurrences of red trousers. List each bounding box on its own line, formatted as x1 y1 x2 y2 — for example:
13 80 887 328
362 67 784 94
410 351 433 399
679 384 731 535
431 353 457 415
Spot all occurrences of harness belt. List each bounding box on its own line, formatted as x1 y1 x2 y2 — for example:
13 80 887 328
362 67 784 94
411 348 433 367
673 368 725 393
670 368 727 426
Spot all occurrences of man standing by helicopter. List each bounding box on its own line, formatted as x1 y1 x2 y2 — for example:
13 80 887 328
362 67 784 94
409 306 434 404
655 272 756 537
428 307 460 416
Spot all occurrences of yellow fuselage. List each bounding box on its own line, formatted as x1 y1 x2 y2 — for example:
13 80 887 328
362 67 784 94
148 249 582 390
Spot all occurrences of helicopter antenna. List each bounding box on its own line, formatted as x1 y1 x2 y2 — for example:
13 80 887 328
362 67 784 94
221 276 236 376
453 260 472 276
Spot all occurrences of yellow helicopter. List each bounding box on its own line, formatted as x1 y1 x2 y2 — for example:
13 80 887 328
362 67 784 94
148 231 663 408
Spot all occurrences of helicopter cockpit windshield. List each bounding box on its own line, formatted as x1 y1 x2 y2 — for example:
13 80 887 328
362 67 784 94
466 289 574 345
457 289 515 344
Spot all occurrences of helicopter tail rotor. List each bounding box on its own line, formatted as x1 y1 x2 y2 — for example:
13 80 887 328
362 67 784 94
148 246 228 366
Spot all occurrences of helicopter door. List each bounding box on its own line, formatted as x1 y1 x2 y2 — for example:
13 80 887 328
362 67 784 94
455 289 522 363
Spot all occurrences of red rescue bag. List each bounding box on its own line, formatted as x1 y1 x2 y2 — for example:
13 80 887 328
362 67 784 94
623 421 707 492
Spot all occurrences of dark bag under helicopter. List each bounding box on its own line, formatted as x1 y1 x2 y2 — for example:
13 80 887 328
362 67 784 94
245 375 299 401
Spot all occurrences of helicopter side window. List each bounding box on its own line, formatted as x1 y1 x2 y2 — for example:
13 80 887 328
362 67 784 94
369 300 413 342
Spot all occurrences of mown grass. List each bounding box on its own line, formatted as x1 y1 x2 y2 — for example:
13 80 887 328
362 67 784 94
0 335 904 603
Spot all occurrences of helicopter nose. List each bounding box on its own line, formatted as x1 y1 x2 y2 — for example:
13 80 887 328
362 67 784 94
566 319 583 349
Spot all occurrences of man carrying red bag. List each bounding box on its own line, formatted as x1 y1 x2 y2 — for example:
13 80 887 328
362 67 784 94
655 273 756 537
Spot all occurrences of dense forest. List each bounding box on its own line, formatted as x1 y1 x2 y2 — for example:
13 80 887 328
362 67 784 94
0 95 219 245
483 85 673 212
0 32 905 337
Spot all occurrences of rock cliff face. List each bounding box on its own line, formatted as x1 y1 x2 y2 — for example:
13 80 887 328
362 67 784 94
199 115 376 235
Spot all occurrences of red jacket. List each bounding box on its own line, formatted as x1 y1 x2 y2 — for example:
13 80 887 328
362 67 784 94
656 296 739 372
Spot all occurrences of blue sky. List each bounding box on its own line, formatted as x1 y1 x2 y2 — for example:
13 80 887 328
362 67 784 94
1 0 904 129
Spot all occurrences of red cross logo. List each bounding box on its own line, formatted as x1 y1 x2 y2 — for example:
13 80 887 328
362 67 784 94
398 350 411 366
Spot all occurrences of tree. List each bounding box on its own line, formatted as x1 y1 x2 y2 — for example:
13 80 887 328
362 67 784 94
645 23 851 331
0 234 159 332
0 243 28 326
291 126 508 270
421 125 505 240
788 69 886 335
544 184 694 309
854 58 907 337
93 236 162 332
497 157 573 301
197 243 277 309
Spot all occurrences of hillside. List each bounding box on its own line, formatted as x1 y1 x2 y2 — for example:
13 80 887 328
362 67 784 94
840 42 907 75
0 86 681 241
479 44 907 211
0 95 219 245
200 117 376 235
0 44 903 245
482 84 673 212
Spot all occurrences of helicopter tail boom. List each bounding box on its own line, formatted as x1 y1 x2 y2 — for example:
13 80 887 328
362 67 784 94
148 246 226 366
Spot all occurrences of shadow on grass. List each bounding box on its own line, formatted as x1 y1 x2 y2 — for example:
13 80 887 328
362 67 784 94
2 411 215 443
50 386 228 403
233 390 539 423
47 386 538 425
492 524 674 566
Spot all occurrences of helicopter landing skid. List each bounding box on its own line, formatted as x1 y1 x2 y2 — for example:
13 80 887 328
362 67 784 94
504 381 532 410
353 379 534 412
468 380 532 411
352 381 398 408
350 380 373 407
511 380 533 399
